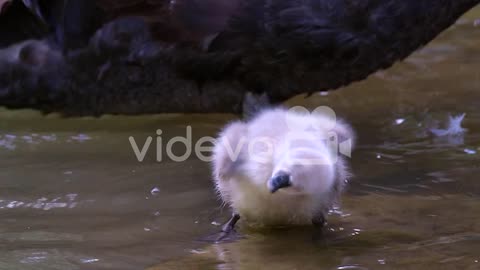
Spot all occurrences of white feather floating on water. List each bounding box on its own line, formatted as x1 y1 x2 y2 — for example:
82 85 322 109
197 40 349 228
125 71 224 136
429 113 467 137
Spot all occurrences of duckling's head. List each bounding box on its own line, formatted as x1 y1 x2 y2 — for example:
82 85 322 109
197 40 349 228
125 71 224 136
267 146 336 196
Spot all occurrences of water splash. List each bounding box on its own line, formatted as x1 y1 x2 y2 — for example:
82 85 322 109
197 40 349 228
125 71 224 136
0 134 16 150
0 132 93 150
0 194 84 210
150 187 161 196
81 258 100 264
337 266 368 270
70 134 92 142
41 134 57 142
464 148 477 155
395 118 405 125
20 252 48 264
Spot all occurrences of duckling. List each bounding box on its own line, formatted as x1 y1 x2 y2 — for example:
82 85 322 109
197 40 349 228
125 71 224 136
212 107 355 234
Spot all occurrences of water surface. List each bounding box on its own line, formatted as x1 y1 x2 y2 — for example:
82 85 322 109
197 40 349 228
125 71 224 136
1 8 480 270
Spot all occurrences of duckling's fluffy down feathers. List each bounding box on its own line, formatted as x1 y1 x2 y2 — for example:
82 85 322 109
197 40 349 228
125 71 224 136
213 107 355 227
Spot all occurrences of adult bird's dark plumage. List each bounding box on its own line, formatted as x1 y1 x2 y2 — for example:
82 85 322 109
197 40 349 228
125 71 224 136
0 0 479 115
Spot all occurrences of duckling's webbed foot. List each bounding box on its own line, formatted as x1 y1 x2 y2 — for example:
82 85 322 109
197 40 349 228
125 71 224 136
215 213 240 243
222 213 240 233
312 213 326 228
311 213 327 243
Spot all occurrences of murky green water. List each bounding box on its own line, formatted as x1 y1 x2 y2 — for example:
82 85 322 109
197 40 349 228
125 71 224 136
2 9 480 270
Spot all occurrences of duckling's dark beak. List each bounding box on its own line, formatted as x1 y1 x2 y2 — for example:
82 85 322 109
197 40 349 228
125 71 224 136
268 172 291 193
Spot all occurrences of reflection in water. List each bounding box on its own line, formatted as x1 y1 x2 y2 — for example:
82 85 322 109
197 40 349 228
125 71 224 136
1 8 480 270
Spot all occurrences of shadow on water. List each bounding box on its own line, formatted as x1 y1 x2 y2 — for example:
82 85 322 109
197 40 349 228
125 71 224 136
1 7 480 270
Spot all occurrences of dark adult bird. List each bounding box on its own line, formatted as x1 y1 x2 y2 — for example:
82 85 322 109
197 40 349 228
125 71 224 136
0 0 479 115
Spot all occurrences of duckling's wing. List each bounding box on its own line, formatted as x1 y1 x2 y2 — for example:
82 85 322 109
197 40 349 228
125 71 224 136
213 121 248 181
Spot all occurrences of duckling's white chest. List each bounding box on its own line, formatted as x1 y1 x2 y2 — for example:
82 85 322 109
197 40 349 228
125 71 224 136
227 177 318 226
